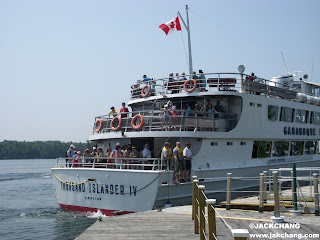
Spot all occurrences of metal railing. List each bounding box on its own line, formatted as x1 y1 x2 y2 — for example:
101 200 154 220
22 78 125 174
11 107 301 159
92 110 237 134
130 72 300 100
55 157 174 171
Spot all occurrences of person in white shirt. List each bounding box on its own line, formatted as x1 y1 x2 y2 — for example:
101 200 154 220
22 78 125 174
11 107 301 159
183 142 192 181
142 143 152 169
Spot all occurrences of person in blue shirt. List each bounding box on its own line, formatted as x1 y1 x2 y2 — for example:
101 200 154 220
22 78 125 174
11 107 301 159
142 74 152 82
199 69 206 91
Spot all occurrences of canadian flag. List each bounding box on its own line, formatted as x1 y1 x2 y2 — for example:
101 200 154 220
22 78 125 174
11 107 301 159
159 16 182 35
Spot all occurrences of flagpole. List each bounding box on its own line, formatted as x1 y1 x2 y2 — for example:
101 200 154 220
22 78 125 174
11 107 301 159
178 5 193 76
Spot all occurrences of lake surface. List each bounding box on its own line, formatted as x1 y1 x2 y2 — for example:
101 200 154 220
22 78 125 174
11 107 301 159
0 159 96 240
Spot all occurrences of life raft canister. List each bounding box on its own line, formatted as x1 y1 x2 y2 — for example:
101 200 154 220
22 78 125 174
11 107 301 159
141 85 151 97
184 79 197 93
131 114 144 130
110 116 122 131
94 119 103 132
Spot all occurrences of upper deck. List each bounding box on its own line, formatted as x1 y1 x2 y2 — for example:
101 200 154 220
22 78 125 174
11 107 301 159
90 72 320 140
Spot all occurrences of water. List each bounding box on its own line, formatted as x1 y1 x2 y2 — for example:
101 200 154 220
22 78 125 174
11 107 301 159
0 159 96 240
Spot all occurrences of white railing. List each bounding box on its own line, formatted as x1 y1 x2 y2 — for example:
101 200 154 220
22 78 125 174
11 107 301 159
55 157 174 171
92 110 237 134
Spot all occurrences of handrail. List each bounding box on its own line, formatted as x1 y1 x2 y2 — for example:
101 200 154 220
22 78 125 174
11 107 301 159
54 156 173 171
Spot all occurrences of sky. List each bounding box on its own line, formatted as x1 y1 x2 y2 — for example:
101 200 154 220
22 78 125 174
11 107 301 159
1 0 320 142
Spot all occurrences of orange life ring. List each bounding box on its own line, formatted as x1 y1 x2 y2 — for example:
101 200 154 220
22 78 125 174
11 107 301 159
184 79 197 93
141 85 151 97
131 114 144 130
94 119 103 132
110 116 122 131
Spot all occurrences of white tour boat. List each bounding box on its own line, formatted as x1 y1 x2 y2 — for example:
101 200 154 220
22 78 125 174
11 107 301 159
51 6 320 215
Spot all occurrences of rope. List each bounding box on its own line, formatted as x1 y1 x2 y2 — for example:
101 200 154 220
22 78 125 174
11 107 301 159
180 29 189 68
51 169 160 195
211 205 233 231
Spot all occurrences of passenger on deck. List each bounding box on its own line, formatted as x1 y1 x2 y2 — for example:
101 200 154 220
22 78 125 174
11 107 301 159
130 146 139 169
183 142 192 181
185 103 192 116
246 72 256 81
109 106 118 117
161 142 173 170
123 145 132 169
72 151 82 167
199 70 206 92
83 149 91 167
173 142 184 183
170 105 179 126
171 73 180 93
120 102 129 118
207 104 214 118
192 71 198 80
91 147 97 157
161 104 171 130
114 145 123 169
66 144 76 165
142 74 152 83
106 147 113 168
131 84 141 99
97 147 105 165
142 143 152 169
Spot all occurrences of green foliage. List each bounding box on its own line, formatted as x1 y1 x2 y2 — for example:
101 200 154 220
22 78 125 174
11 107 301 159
0 140 95 159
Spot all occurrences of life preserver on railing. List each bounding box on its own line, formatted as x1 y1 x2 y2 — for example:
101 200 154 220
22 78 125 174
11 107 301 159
184 79 197 93
110 116 122 131
131 114 144 130
141 85 151 97
94 119 103 132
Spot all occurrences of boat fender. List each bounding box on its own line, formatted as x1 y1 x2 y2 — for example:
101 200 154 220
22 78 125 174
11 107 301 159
141 85 151 97
110 116 122 131
131 114 144 130
94 119 103 132
184 79 197 93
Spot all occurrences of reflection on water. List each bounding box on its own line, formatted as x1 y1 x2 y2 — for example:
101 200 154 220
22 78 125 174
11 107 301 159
0 159 97 240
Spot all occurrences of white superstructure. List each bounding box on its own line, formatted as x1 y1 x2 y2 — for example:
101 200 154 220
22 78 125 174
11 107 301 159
52 71 320 215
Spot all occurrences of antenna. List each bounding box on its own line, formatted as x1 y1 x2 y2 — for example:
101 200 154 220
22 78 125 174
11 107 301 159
281 52 289 74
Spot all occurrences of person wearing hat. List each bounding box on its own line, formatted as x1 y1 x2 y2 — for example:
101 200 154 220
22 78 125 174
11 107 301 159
198 69 207 92
109 106 118 117
142 74 152 83
91 147 97 157
66 144 76 166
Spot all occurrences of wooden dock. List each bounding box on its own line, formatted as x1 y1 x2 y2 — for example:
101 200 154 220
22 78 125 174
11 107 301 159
76 205 320 240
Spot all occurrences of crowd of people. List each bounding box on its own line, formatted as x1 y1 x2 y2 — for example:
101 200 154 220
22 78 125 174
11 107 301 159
131 70 207 98
65 141 192 183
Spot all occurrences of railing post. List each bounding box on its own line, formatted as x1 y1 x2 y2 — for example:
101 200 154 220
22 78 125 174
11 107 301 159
206 199 217 240
271 171 285 223
263 171 268 203
192 176 198 220
198 185 206 240
194 180 199 234
313 173 319 216
232 229 249 240
259 173 264 213
226 173 232 210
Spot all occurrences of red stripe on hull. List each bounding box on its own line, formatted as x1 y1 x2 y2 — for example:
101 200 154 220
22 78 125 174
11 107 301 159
59 203 134 216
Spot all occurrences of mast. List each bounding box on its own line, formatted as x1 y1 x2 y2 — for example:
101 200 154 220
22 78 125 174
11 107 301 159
178 5 193 76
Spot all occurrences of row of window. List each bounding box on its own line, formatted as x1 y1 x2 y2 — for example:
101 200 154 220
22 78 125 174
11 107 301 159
268 105 320 124
252 140 319 158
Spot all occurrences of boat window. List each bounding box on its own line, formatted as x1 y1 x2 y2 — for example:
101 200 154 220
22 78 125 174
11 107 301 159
250 102 255 106
317 142 320 154
305 141 317 155
268 105 279 121
211 142 218 146
257 104 262 108
290 141 304 156
252 141 271 158
227 142 233 145
295 109 309 123
310 112 320 125
272 141 289 157
280 107 295 122
241 142 246 145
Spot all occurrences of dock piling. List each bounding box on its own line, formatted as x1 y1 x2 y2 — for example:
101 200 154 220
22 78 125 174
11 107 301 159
271 171 285 223
313 173 319 216
192 176 197 220
263 171 268 203
206 199 217 240
259 173 264 213
198 185 206 240
226 173 232 210
193 179 199 234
